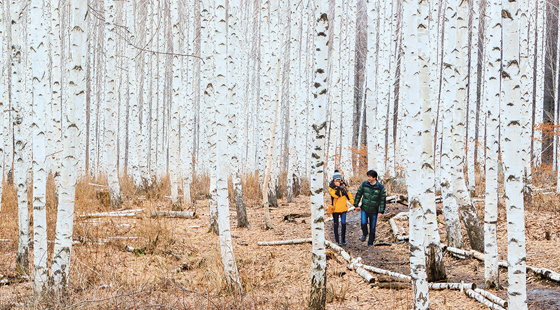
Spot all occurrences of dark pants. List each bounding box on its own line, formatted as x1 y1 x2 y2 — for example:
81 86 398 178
333 212 347 244
361 210 378 246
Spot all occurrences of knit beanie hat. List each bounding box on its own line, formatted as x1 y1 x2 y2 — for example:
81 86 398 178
333 170 343 181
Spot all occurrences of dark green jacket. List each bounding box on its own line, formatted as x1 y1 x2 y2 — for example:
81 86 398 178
354 181 386 214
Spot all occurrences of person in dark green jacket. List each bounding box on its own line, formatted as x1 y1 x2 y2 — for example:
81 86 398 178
354 170 386 246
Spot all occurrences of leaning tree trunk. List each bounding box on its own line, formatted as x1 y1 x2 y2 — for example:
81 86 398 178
483 0 501 289
214 0 243 293
441 1 465 249
502 1 528 308
10 0 30 277
308 0 328 308
30 0 49 294
453 0 484 253
419 0 446 283
51 0 85 294
403 0 429 308
228 0 249 229
104 0 121 207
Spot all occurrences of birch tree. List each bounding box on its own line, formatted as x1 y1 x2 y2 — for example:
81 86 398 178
403 0 429 307
127 0 142 189
170 0 180 207
441 2 465 249
180 0 194 206
30 0 48 294
419 0 446 283
483 0 501 289
466 0 479 193
10 0 30 276
0 0 5 219
366 0 378 174
309 0 328 308
104 0 121 207
502 1 527 308
533 0 545 165
51 0 85 293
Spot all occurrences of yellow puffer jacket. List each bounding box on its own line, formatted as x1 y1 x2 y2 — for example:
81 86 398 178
328 186 355 213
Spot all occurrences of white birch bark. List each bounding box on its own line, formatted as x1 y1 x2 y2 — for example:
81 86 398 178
419 0 446 283
385 0 398 179
309 1 328 307
228 0 249 228
149 0 157 178
296 2 309 184
127 0 141 188
366 0 378 172
0 0 4 218
376 0 390 180
454 0 485 253
30 0 48 292
327 0 342 176
10 0 30 276
104 0 121 206
502 1 528 308
520 0 532 205
215 0 243 292
467 0 479 192
179 1 193 205
441 2 464 249
403 0 429 307
533 0 544 165
286 0 299 202
169 0 180 207
340 0 355 177
483 0 501 289
52 0 85 292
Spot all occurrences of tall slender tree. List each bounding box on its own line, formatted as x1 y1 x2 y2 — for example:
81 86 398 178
309 0 328 308
502 1 528 308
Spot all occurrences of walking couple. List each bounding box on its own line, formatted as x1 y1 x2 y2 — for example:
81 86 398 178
328 169 386 247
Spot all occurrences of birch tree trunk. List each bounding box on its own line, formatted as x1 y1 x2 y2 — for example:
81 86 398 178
170 0 180 207
466 0 479 193
403 0 429 307
0 0 5 219
376 0 391 180
454 0 484 253
52 0 85 293
104 0 121 207
502 1 528 308
483 0 501 289
30 0 48 294
419 0 446 283
10 0 30 276
228 0 249 228
180 0 194 206
127 0 141 189
366 0 378 173
533 0 545 165
441 2 464 249
309 1 328 308
521 0 533 205
286 0 299 202
215 0 243 293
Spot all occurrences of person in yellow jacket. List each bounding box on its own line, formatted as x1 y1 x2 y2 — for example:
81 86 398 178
328 170 354 246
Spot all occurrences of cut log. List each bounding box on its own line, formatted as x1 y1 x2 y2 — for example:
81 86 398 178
150 211 197 219
355 267 376 284
378 275 409 283
429 282 476 290
80 209 143 218
360 264 411 281
527 265 560 282
0 239 13 242
441 245 472 258
257 238 312 246
470 249 485 262
325 240 352 262
375 282 411 290
464 289 506 310
474 288 507 308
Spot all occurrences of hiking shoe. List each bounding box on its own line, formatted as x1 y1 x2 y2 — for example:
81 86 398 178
341 241 347 246
367 244 373 247
337 242 341 246
360 235 366 242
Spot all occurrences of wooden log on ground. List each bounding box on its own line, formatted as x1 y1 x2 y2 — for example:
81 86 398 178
470 249 485 262
150 211 197 219
389 218 401 236
527 265 560 282
0 239 13 242
375 282 411 290
257 238 312 246
81 209 143 218
429 282 476 290
0 275 31 286
441 245 472 258
474 288 507 308
360 264 411 281
378 275 409 283
464 289 506 310
355 267 376 284
325 240 352 262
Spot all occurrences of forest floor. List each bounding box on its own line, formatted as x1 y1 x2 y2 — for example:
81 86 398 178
0 178 560 309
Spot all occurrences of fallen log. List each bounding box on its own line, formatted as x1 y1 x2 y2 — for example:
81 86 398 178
325 240 352 262
527 265 560 282
150 211 197 219
464 289 506 310
257 238 312 246
470 249 486 262
0 239 13 242
429 282 476 291
80 209 143 218
0 275 31 286
360 264 411 281
355 267 376 284
378 275 409 283
440 245 472 258
474 288 507 308
375 282 411 290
